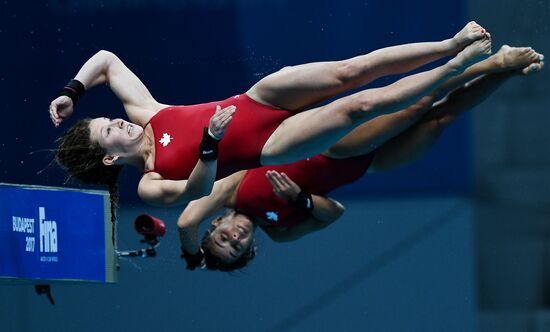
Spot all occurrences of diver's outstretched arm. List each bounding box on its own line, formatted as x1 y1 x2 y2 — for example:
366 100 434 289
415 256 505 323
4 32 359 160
49 50 162 127
176 173 241 254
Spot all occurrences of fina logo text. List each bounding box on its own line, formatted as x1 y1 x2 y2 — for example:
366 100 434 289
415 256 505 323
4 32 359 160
39 207 58 253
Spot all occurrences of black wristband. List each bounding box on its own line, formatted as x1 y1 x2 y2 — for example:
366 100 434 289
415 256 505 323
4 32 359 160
199 127 220 161
181 247 205 271
289 190 314 212
59 79 85 104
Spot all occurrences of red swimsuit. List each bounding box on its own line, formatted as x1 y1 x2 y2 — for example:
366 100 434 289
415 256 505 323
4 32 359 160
145 94 293 180
234 153 375 227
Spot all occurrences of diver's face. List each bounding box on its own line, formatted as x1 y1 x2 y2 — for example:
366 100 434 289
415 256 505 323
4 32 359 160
89 117 144 162
207 213 255 263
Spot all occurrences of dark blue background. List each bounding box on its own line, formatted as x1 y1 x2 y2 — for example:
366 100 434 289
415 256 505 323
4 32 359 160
0 0 467 201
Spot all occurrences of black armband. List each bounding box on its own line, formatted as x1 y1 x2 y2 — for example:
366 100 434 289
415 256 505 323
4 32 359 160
289 190 314 212
181 247 205 271
199 127 220 161
59 79 85 104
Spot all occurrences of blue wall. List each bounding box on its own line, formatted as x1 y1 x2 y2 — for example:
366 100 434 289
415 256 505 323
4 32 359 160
0 0 466 201
1 197 476 332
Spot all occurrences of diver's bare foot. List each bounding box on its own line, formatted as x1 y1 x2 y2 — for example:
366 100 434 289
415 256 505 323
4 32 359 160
520 58 544 75
493 45 543 72
448 33 492 72
451 21 486 50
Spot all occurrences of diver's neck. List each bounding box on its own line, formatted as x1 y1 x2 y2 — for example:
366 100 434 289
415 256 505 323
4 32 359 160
137 129 155 171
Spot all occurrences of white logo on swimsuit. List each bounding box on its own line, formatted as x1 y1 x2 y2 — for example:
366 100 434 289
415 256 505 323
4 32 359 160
233 95 240 99
266 211 278 222
159 133 172 147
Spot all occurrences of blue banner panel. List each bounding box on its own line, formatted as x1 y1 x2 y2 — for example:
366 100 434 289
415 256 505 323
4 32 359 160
0 183 110 283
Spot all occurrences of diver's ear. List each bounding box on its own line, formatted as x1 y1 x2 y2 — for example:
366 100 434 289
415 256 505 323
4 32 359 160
211 217 223 226
102 154 119 166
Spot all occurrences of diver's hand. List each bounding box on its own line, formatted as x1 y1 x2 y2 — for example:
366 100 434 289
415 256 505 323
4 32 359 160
266 170 301 201
49 95 74 127
181 247 205 271
208 105 235 139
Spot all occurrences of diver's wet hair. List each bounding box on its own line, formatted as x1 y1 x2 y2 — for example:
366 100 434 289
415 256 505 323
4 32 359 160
56 118 121 242
201 222 257 272
56 118 122 186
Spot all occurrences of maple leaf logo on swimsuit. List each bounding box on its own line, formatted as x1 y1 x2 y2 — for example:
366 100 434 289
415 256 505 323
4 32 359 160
265 211 279 222
159 133 172 147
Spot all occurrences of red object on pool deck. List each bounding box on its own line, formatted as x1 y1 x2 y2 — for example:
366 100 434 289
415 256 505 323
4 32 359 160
134 214 166 237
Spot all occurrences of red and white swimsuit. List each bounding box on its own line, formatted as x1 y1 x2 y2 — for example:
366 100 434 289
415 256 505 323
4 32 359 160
234 153 375 227
144 94 293 180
